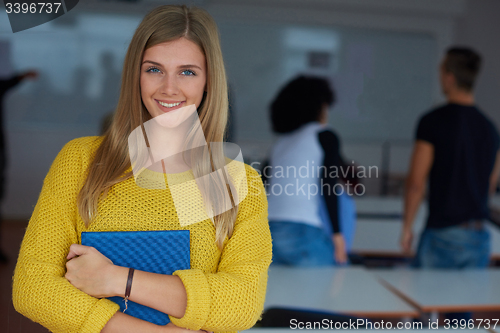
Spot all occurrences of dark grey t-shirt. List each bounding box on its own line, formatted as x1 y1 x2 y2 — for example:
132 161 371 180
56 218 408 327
416 103 500 228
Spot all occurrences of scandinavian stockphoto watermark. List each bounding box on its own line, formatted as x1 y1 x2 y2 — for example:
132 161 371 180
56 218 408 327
3 0 79 33
251 161 378 198
128 104 248 227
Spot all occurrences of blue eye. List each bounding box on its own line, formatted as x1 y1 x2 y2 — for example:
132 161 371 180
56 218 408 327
146 67 161 73
181 69 196 76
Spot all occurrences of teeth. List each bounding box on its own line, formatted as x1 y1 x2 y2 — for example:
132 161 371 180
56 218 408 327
158 101 181 108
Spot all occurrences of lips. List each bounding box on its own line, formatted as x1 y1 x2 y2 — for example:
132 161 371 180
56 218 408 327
156 100 185 112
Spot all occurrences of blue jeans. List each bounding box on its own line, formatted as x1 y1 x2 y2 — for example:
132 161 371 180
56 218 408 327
413 224 490 321
413 224 490 269
269 221 335 267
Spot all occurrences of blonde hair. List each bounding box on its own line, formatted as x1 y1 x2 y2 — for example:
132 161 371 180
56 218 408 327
78 5 236 249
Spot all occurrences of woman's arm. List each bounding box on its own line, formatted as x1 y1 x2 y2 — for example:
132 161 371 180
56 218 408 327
12 138 121 333
0 70 37 95
66 166 272 332
101 312 206 333
65 244 188 318
318 129 348 264
101 312 165 333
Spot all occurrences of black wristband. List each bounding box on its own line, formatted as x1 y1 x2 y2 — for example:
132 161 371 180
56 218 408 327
123 268 135 313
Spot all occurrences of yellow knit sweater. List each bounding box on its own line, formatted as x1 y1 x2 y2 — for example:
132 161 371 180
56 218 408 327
12 136 272 333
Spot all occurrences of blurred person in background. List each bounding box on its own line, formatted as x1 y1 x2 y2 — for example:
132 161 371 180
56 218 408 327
265 75 358 267
401 46 500 268
0 69 38 263
401 47 500 319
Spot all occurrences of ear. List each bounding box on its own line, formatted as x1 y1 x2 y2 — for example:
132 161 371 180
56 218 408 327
444 71 457 89
450 73 459 88
440 68 452 88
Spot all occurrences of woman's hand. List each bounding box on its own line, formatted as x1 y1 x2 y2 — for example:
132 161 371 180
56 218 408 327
65 244 126 298
332 234 348 265
163 322 212 333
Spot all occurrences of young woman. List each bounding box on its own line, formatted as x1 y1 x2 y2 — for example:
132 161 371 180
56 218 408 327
12 5 271 333
265 75 357 267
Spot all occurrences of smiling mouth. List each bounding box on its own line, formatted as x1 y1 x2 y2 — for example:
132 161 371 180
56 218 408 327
157 101 183 108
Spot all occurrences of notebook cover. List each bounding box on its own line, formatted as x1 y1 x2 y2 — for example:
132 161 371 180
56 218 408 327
81 230 190 325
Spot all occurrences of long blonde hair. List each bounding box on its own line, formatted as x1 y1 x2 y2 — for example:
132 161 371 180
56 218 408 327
78 5 237 249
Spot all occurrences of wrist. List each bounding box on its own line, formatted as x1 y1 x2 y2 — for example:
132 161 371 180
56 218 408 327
402 223 413 233
108 265 129 297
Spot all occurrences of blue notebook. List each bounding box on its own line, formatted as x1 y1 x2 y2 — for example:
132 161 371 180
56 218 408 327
81 230 190 325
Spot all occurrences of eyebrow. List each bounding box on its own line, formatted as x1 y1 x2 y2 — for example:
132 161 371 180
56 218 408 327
142 60 203 70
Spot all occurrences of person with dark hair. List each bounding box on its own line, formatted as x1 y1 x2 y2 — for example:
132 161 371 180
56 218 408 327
441 47 482 92
401 46 500 272
265 75 357 266
270 76 334 134
0 70 37 263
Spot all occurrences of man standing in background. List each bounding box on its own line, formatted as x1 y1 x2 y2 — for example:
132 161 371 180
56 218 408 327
401 47 500 269
0 70 38 263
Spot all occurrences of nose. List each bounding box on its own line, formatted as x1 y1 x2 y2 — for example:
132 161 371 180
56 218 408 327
160 74 179 96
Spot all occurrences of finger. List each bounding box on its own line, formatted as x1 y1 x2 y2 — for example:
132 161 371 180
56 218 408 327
338 253 347 264
66 251 77 260
66 244 90 260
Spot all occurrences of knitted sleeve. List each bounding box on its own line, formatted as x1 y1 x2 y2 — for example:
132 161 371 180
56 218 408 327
170 166 272 331
12 137 120 333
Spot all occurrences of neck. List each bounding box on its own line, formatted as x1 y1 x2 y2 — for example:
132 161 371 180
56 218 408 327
446 89 475 106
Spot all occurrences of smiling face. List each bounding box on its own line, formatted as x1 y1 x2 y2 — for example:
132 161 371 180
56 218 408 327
140 37 207 119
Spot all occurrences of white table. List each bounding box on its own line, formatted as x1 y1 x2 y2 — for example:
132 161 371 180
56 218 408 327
371 268 500 319
265 266 419 318
352 197 500 259
351 197 425 255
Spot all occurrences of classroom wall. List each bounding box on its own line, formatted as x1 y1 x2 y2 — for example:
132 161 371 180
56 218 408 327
453 0 500 129
0 0 498 219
